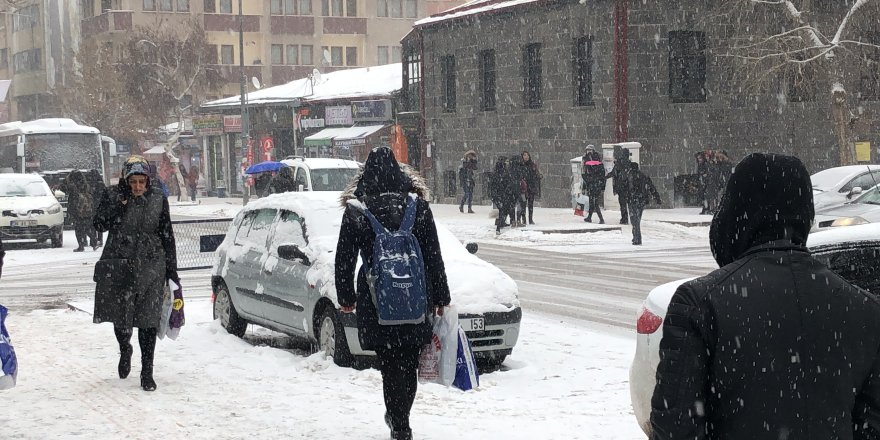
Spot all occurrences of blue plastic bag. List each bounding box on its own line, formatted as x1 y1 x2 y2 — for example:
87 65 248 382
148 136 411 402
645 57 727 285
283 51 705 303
0 304 18 390
452 325 479 391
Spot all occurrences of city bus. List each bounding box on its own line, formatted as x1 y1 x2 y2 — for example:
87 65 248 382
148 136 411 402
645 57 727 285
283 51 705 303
0 118 111 182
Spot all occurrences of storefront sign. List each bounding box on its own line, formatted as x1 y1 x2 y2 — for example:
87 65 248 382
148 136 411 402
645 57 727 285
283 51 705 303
856 141 872 162
193 114 224 136
260 137 274 161
299 117 326 129
325 106 353 126
224 115 242 133
351 99 392 122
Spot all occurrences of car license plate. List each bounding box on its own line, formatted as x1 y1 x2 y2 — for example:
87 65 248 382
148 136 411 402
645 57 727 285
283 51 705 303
10 220 36 227
463 317 485 332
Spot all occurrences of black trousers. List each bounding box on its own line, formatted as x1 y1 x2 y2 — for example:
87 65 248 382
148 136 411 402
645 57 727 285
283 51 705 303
628 202 644 244
376 345 421 432
74 220 96 248
496 201 515 229
587 189 604 221
114 326 157 373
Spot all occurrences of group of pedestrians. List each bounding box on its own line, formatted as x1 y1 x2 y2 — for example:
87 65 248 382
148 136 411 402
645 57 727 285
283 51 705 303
695 149 733 214
581 145 661 245
58 169 106 252
484 151 542 234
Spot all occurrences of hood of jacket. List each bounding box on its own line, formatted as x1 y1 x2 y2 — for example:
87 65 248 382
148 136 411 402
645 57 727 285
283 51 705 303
709 153 814 267
339 151 429 206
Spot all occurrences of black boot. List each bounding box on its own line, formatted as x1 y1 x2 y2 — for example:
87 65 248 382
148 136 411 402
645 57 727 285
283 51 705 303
139 328 157 391
73 246 84 252
391 429 413 440
114 327 133 379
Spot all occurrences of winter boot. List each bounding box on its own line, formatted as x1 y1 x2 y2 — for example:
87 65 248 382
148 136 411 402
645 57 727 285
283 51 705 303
459 205 464 213
468 208 475 214
73 247 84 252
391 429 413 440
584 216 592 223
118 344 133 379
139 328 157 391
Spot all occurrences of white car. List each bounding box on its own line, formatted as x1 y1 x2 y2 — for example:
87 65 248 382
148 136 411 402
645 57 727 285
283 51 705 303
811 165 880 211
813 183 880 230
629 224 880 435
211 191 522 368
0 174 64 247
279 157 360 192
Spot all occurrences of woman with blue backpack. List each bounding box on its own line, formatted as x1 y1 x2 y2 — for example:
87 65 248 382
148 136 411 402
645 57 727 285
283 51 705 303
335 147 451 440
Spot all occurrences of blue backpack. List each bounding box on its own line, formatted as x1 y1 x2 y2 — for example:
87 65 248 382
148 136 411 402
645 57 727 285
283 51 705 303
361 196 428 326
0 304 17 390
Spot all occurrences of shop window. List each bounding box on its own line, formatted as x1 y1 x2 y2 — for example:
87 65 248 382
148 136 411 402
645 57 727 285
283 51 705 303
574 36 593 106
346 47 358 66
271 44 284 65
523 43 542 109
441 55 456 112
669 31 707 103
479 49 496 111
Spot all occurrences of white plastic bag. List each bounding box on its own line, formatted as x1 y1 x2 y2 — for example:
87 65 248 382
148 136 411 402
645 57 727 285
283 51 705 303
418 307 459 386
158 280 182 341
576 193 589 206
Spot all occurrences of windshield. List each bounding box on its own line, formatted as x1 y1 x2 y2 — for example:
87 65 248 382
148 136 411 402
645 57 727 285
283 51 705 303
24 133 101 173
310 168 358 191
0 179 49 197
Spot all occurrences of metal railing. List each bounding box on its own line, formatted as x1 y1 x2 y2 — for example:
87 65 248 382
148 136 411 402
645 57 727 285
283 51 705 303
172 218 233 271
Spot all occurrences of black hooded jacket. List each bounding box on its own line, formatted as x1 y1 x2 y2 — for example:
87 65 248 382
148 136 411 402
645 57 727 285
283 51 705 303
266 166 297 194
650 153 880 439
334 148 451 350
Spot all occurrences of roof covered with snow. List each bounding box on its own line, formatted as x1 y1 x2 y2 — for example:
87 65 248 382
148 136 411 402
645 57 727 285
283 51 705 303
0 118 100 136
201 64 402 109
414 0 547 27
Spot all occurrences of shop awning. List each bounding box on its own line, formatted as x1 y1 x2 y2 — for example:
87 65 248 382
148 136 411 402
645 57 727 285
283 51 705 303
303 125 388 147
143 146 167 155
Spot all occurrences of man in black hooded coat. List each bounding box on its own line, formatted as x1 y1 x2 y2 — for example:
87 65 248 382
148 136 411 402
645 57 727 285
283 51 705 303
650 153 880 439
266 166 297 194
335 147 451 440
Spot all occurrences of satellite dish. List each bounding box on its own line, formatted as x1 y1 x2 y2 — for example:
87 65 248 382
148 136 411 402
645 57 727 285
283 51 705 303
323 49 332 65
251 77 262 90
312 68 322 84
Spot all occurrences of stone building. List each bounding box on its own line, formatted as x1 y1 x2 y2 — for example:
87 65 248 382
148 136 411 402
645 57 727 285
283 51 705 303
401 0 880 208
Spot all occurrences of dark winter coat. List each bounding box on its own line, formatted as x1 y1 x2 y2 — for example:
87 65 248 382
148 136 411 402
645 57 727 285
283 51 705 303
650 153 880 440
627 165 661 208
266 166 297 194
489 160 516 206
86 170 107 210
60 170 94 222
92 183 178 329
581 151 606 195
521 155 541 197
459 151 477 189
606 158 632 196
335 149 451 350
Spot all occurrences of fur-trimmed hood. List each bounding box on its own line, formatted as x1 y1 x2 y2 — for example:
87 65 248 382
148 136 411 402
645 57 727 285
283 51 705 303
339 163 430 207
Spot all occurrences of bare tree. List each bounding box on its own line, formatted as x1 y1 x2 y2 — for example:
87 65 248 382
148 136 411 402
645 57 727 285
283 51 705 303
53 40 149 142
118 18 222 197
716 0 880 165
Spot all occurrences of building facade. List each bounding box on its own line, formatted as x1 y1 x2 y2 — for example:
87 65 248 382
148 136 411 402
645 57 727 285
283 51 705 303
0 0 81 122
404 0 880 208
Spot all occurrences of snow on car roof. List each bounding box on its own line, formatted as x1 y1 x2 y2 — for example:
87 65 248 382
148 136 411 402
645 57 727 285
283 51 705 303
280 158 361 170
220 191 519 314
811 165 880 190
807 223 880 249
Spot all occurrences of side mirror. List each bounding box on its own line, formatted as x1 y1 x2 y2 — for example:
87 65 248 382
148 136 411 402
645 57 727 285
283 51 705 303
848 187 863 199
278 244 310 265
465 242 479 254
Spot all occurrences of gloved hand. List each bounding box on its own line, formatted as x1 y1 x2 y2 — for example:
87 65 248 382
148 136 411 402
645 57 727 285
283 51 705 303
166 269 180 285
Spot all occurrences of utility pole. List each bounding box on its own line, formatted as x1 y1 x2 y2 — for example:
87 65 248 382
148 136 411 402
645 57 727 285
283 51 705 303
238 0 250 204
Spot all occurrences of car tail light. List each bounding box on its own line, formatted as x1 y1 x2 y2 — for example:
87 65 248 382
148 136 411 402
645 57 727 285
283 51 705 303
636 307 663 334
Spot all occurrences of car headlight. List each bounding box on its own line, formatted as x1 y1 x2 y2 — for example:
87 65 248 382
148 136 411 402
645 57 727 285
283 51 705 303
47 205 62 215
830 216 869 227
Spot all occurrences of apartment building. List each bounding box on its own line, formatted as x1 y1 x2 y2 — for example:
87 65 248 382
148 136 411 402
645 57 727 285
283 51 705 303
81 0 465 97
0 0 81 122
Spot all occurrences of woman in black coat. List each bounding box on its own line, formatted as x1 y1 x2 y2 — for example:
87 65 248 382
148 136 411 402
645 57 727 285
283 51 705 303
581 145 606 224
520 151 541 225
93 156 179 392
489 157 516 234
334 147 450 440
61 170 97 252
87 169 106 247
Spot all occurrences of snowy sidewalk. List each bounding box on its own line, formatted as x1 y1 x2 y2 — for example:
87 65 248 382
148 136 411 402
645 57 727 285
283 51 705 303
3 299 644 440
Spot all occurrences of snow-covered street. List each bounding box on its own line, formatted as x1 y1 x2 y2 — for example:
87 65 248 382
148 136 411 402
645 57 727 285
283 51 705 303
0 198 718 439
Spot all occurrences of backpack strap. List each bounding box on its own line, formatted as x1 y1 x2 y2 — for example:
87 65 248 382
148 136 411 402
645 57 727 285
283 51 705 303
399 196 418 232
361 208 389 234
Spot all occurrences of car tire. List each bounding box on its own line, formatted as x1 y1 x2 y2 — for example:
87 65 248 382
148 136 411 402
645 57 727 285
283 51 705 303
318 306 354 368
51 229 63 248
213 284 247 338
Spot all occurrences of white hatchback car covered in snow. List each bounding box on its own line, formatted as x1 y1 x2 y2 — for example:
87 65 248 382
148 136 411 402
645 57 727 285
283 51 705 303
279 157 361 192
211 191 522 368
629 223 880 435
811 164 880 211
0 173 64 247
